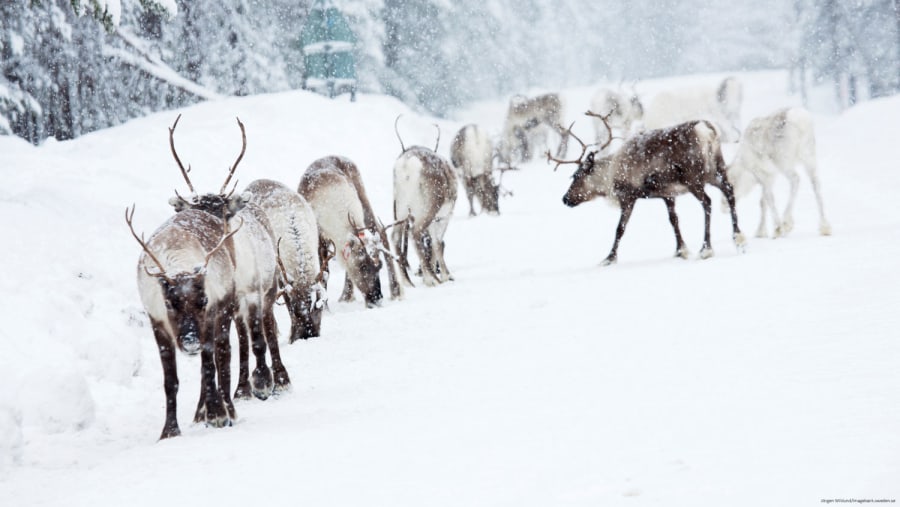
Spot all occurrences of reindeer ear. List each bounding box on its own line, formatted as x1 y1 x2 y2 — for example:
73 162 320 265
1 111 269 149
226 194 247 214
168 196 187 211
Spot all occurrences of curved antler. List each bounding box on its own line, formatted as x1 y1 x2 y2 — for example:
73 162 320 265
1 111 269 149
545 122 591 171
432 123 441 152
125 204 170 278
219 117 246 194
584 109 615 152
394 114 406 153
169 114 195 194
204 217 243 268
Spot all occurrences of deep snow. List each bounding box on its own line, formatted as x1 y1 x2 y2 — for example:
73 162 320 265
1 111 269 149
0 70 898 506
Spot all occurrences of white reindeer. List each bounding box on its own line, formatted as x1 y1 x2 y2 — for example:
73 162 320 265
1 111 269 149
725 107 831 238
589 87 643 152
643 76 743 143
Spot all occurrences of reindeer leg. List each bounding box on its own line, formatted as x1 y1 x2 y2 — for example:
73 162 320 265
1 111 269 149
691 187 717 259
554 123 570 159
152 322 180 440
756 192 769 238
195 320 230 428
431 218 453 282
760 177 785 237
602 198 635 266
214 308 235 420
415 230 441 286
263 303 291 391
393 219 415 287
804 152 831 235
465 177 477 216
233 315 252 400
714 157 746 251
248 303 274 401
663 197 689 259
781 169 800 235
339 274 355 302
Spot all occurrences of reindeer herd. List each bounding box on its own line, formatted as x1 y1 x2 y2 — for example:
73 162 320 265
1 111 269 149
128 76 832 439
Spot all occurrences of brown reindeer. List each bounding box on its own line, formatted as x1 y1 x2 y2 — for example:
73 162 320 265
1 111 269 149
549 111 746 265
166 115 290 400
499 93 569 164
128 205 241 439
299 156 402 307
393 119 458 286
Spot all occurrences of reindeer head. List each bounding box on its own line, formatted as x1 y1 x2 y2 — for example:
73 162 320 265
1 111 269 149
343 216 384 308
166 114 249 220
548 111 617 208
277 238 334 342
127 205 240 354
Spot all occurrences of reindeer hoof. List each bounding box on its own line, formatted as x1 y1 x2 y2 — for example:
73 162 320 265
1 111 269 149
234 382 253 401
195 400 232 428
159 423 181 440
273 367 291 392
600 256 617 267
699 246 715 259
820 223 832 236
755 228 768 238
675 247 690 259
251 366 274 400
782 220 794 234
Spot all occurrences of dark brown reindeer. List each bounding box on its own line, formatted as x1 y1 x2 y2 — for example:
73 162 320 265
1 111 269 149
450 123 500 216
167 115 290 400
299 155 402 308
128 205 241 439
549 111 746 265
245 178 332 341
393 117 458 286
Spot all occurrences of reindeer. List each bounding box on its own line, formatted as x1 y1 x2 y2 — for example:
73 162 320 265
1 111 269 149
450 124 500 216
500 93 569 164
589 86 644 152
643 76 743 143
166 115 290 401
725 107 831 238
549 111 746 265
127 205 240 439
299 156 402 308
393 117 458 286
245 179 332 341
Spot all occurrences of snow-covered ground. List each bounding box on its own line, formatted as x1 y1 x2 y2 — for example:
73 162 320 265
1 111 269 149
1 70 898 506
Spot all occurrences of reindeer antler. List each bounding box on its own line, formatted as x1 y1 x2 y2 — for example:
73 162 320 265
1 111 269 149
169 114 195 194
585 110 616 152
433 124 441 152
125 204 170 279
394 115 406 153
546 122 591 171
219 117 246 195
204 217 243 268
